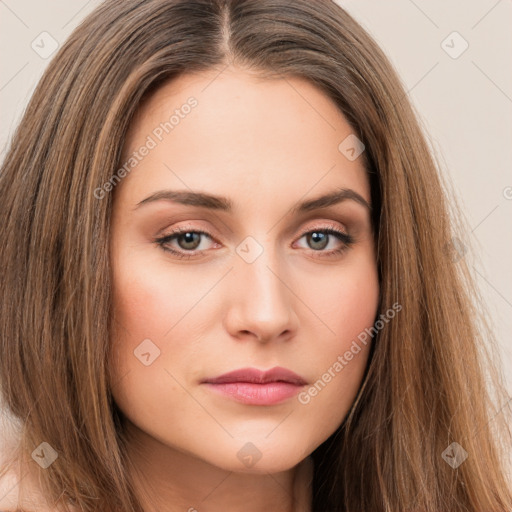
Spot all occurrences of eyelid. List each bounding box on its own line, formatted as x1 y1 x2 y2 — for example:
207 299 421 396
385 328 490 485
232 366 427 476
296 220 348 237
158 220 349 243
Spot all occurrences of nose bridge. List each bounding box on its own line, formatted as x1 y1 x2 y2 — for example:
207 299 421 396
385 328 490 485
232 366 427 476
238 234 288 307
226 233 297 340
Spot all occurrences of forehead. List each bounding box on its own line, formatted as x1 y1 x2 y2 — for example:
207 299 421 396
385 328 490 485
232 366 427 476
115 67 370 211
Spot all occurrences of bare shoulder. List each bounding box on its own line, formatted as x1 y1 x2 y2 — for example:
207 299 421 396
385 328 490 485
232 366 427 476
0 425 76 512
0 467 19 511
0 468 78 512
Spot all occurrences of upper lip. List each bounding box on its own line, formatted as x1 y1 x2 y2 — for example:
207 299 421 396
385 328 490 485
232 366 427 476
202 366 307 385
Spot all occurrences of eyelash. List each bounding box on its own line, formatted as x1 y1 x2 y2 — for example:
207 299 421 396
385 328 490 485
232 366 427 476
154 222 355 260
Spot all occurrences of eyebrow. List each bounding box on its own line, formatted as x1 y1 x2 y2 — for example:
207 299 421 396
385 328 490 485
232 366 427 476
133 187 371 214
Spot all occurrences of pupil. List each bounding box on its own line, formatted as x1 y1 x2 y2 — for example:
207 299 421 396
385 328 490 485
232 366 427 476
180 232 199 250
310 232 327 250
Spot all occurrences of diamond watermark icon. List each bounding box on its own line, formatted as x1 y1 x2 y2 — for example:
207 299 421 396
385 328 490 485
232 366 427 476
31 442 58 469
338 134 365 161
442 442 468 469
236 236 264 264
237 442 262 468
134 338 161 366
31 32 59 59
441 31 469 59
444 236 467 263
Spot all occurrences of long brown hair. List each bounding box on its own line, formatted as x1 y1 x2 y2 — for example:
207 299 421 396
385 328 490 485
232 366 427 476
1 0 511 510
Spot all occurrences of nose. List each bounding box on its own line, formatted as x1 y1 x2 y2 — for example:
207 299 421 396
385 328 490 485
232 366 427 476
223 248 299 344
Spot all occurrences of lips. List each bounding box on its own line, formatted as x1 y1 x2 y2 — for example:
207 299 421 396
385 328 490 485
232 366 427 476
201 366 308 386
201 366 307 406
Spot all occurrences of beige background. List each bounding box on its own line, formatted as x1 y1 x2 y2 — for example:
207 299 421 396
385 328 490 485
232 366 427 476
1 0 511 413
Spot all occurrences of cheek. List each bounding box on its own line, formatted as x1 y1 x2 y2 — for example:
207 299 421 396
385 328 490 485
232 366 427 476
295 256 379 422
304 249 380 350
108 250 216 390
109 252 174 389
329 270 380 343
110 249 206 340
107 255 201 431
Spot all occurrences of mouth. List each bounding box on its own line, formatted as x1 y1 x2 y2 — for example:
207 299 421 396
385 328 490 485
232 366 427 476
201 366 308 406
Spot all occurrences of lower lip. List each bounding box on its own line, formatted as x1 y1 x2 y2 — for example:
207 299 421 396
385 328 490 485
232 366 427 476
203 382 304 405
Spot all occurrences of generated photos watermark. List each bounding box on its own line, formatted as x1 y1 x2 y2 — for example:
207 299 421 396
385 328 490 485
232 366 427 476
94 96 198 199
298 301 402 405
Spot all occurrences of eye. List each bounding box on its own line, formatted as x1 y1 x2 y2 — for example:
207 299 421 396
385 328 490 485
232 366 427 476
294 222 355 258
154 221 355 260
154 226 216 260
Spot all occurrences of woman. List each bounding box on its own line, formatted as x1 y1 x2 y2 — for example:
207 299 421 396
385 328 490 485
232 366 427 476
1 0 511 511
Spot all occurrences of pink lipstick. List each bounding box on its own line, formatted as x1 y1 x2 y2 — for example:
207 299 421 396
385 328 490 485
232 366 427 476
201 366 307 405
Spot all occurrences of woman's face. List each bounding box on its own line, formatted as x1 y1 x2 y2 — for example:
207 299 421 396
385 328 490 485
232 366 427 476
109 66 379 474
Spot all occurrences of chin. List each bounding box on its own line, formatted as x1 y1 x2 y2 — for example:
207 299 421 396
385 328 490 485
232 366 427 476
199 437 313 474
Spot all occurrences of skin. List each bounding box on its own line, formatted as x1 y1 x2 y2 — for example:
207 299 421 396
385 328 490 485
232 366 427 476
108 65 380 512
